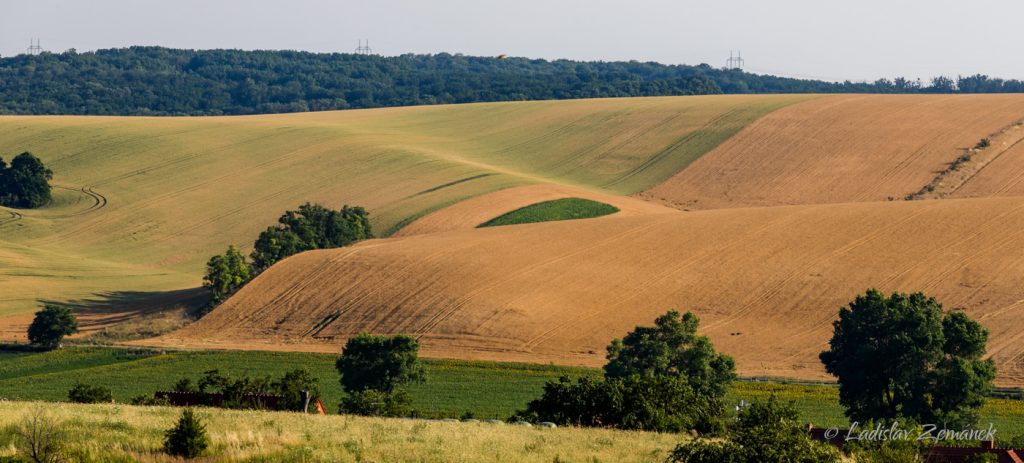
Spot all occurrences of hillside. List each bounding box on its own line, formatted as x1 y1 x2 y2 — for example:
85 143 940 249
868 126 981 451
0 95 802 325
642 94 1024 208
5 93 1024 387
160 196 1024 386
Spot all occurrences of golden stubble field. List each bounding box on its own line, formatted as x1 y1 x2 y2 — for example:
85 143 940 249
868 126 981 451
159 196 1024 386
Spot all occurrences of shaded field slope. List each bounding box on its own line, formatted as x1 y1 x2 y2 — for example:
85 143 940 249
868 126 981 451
0 95 802 321
162 196 1024 386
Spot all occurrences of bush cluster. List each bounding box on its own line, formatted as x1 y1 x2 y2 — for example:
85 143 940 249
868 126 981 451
67 383 113 404
171 368 320 411
201 203 372 313
668 397 841 463
513 310 734 433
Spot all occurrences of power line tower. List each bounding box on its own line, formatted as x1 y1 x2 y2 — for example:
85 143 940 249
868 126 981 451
725 50 744 70
354 39 373 55
26 38 43 55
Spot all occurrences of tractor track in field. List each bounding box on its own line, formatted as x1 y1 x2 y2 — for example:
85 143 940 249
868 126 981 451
0 210 22 227
47 186 108 218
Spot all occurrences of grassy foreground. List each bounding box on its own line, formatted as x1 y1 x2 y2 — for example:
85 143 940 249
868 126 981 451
1 347 1022 434
478 198 619 227
0 401 680 463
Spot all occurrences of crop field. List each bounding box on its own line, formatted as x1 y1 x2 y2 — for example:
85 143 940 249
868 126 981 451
0 401 681 463
0 95 808 324
478 198 619 227
0 347 597 419
643 94 1024 209
163 196 1024 386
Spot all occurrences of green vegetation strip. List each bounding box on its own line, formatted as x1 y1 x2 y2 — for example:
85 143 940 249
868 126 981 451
1 347 1021 432
478 197 619 228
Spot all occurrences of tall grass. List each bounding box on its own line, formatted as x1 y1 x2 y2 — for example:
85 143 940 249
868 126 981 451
0 401 680 462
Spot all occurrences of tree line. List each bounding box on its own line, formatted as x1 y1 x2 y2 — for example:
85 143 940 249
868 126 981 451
2 47 1020 117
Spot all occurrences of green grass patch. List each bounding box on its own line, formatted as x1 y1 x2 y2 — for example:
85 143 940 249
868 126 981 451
478 197 619 227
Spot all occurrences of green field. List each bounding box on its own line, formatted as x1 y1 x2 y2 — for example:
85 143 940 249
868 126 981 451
478 197 620 227
0 95 813 318
0 347 596 419
1 347 1021 433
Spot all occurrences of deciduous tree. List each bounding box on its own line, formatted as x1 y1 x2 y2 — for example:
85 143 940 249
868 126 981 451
604 310 735 398
819 289 996 427
27 304 78 350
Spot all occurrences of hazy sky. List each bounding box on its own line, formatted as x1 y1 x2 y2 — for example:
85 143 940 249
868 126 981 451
1 0 1022 82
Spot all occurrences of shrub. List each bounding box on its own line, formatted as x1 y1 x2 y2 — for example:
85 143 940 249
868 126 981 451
512 375 724 433
26 305 78 350
13 406 65 463
339 389 413 417
128 395 170 406
668 397 840 463
167 369 320 411
965 453 999 463
976 138 991 149
274 368 320 412
67 383 113 404
163 408 209 459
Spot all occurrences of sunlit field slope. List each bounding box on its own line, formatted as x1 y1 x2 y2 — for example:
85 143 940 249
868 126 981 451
161 196 1024 386
0 95 809 322
642 94 1024 209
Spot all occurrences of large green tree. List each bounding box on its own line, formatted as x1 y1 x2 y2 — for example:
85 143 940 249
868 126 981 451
604 310 736 398
335 333 425 394
202 245 252 302
27 304 78 349
335 333 425 417
0 152 53 208
514 310 733 433
819 289 996 427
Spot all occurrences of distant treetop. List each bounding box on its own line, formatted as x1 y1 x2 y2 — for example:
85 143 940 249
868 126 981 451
1 47 1017 116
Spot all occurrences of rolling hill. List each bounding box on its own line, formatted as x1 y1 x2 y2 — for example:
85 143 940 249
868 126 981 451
151 93 1024 386
156 196 1024 386
0 95 805 329
5 93 1024 386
